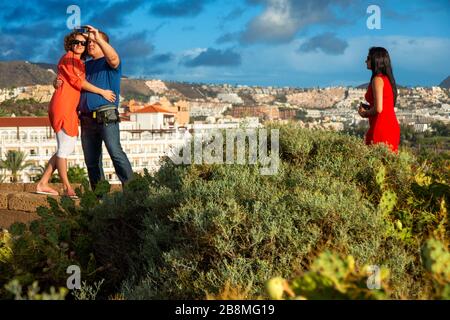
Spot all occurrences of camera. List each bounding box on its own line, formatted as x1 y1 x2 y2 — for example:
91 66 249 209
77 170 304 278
360 102 370 110
74 26 89 33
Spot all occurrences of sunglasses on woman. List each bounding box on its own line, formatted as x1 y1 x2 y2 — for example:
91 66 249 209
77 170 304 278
71 40 87 46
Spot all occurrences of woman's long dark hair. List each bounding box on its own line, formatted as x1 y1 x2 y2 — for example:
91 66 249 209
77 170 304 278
368 47 397 105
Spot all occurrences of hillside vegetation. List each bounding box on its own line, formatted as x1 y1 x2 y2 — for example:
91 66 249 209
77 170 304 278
0 61 55 88
0 122 448 300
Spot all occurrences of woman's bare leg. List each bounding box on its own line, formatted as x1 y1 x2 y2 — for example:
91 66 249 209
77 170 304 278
56 156 76 196
36 154 59 194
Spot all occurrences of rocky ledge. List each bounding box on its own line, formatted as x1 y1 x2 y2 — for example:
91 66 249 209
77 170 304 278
0 183 122 229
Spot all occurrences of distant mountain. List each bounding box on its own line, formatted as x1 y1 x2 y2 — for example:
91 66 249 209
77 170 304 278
32 62 57 73
439 76 450 89
121 78 154 97
0 61 204 101
0 61 55 88
165 81 212 100
356 83 369 89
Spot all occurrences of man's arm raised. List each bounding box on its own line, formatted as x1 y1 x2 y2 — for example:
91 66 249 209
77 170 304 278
85 25 120 69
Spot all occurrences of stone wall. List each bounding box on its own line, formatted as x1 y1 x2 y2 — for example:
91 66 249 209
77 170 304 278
0 183 122 229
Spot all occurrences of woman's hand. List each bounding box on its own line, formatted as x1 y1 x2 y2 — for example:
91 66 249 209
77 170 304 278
53 77 63 89
358 105 368 118
101 89 116 103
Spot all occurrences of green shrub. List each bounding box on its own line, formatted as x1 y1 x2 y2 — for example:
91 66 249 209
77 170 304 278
266 251 390 300
421 238 450 299
85 175 155 295
4 279 68 300
265 238 449 300
119 123 447 299
0 180 104 299
1 123 447 300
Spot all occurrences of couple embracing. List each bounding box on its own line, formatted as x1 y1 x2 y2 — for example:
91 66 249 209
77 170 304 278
36 25 133 198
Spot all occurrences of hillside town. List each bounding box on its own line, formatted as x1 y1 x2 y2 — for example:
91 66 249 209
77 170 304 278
1 78 449 130
0 76 449 183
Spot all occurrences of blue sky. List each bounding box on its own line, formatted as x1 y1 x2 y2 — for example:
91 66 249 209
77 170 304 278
0 0 449 87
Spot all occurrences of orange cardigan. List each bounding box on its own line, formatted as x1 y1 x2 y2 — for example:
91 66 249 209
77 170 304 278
48 51 85 137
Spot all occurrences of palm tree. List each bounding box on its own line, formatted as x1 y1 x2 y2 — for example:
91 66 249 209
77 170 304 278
32 165 59 183
0 150 34 183
67 166 88 183
33 165 88 183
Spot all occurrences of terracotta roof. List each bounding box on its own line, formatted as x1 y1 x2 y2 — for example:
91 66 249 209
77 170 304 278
0 117 51 127
131 104 175 114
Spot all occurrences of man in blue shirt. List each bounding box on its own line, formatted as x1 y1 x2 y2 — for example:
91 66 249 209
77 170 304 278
78 25 133 191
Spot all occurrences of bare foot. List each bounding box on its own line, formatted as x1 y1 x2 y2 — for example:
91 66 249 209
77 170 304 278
36 183 59 196
63 188 78 199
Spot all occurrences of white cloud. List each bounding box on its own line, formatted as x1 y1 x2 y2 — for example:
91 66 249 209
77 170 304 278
241 0 352 44
149 36 450 87
235 35 450 86
247 35 449 73
243 0 298 43
179 48 208 59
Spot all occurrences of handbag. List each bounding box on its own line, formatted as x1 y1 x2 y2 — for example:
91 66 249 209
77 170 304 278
94 105 120 124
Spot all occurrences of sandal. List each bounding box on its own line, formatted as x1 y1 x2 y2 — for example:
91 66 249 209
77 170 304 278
35 189 59 196
64 193 79 200
62 189 79 199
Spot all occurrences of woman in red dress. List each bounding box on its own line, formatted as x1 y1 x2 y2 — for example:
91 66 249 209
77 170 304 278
358 47 400 153
36 31 116 197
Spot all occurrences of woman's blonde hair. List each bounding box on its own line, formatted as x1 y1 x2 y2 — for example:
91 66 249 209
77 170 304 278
63 31 87 60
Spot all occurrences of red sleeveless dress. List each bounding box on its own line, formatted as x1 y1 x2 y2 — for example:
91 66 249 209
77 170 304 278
364 74 400 153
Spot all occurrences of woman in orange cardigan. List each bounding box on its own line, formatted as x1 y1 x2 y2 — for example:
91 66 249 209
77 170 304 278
36 31 116 197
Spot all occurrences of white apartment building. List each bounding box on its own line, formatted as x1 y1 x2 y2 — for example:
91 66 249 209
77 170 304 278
217 93 244 105
0 114 188 183
129 104 176 130
0 112 261 183
306 110 322 119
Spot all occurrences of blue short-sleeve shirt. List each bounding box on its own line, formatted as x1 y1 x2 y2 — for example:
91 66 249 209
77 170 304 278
79 57 121 113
